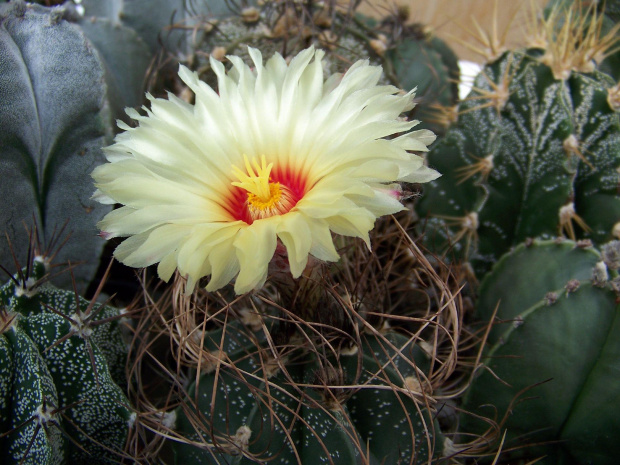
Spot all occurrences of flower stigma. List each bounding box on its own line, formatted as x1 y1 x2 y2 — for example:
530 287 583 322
231 155 297 222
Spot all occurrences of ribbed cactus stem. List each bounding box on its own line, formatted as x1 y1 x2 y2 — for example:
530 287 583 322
460 239 620 462
0 249 132 464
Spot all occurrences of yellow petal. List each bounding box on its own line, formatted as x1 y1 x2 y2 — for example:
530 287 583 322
277 213 312 277
114 225 189 268
233 219 279 293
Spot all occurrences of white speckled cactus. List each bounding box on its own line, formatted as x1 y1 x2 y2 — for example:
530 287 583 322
172 319 443 464
125 216 461 464
0 251 132 464
416 2 620 275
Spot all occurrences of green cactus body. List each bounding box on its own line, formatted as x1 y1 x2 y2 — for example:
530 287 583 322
460 239 620 463
385 26 460 134
0 259 132 464
172 320 442 464
604 0 620 22
417 45 620 274
1 326 63 464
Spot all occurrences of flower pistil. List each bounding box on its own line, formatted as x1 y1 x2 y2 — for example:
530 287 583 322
232 155 298 222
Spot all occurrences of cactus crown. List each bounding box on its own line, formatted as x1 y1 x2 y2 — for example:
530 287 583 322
528 1 620 79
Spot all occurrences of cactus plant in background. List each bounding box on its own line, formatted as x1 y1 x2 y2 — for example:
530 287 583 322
416 1 620 275
33 0 159 122
543 0 620 79
383 18 460 134
0 0 182 293
458 239 620 463
78 0 185 55
181 0 459 134
76 0 197 115
412 2 620 462
0 235 133 464
0 2 114 292
74 7 152 123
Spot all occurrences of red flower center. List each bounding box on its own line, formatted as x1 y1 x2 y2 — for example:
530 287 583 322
226 156 307 224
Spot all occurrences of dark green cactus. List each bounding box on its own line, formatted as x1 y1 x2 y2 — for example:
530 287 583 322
0 2 114 292
385 23 460 134
0 251 132 464
458 239 620 464
171 318 443 464
416 6 620 275
603 0 620 25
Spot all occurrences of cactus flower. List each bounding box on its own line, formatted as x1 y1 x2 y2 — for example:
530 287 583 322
92 47 439 294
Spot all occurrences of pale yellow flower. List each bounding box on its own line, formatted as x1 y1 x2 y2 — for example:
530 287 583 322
92 47 439 294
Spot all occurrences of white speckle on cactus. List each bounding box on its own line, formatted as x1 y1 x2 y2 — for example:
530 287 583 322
128 412 137 428
404 376 423 394
602 241 620 270
191 329 204 343
607 84 620 111
513 315 524 328
340 344 359 356
563 134 581 158
558 202 590 240
565 278 581 294
238 308 262 332
418 340 433 358
232 425 251 451
118 307 131 327
464 212 479 231
199 350 226 374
